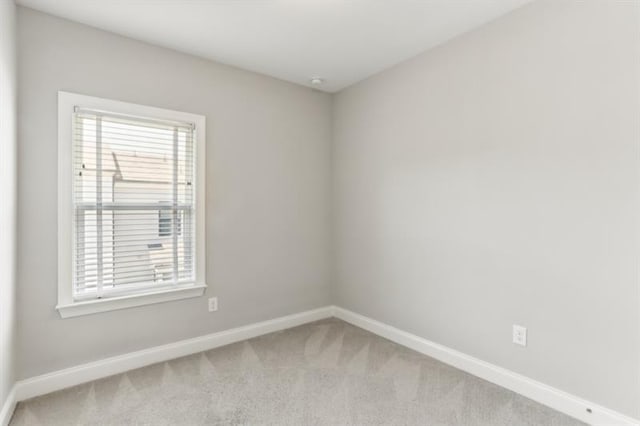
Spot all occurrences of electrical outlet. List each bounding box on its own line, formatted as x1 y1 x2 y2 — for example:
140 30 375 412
208 297 218 312
513 325 527 346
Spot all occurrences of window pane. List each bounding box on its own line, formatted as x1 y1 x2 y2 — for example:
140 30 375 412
73 111 195 298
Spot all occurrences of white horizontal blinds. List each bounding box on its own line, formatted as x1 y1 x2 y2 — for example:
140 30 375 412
73 109 195 300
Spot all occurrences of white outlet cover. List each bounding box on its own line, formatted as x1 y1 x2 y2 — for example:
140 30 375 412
513 325 527 346
208 297 218 312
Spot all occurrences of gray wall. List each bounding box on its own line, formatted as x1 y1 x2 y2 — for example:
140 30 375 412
333 0 639 419
17 7 332 379
0 0 17 410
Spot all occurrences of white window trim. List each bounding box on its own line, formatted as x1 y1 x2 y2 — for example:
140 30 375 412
57 91 206 318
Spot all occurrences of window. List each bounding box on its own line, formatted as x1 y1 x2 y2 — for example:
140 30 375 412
57 92 206 318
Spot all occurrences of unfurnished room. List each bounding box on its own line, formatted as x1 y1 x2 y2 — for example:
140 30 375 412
0 0 638 425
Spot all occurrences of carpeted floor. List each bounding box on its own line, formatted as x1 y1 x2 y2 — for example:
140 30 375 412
10 318 585 425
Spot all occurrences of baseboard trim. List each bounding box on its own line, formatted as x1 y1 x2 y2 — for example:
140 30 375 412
333 306 638 426
0 386 17 426
8 305 637 426
14 306 333 403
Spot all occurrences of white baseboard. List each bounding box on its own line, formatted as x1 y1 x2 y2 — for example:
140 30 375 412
0 386 17 426
13 306 333 403
333 306 639 426
7 305 637 426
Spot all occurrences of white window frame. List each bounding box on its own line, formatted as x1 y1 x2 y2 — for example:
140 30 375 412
57 91 206 318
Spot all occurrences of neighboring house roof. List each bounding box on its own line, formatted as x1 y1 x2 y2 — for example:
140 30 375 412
112 150 173 184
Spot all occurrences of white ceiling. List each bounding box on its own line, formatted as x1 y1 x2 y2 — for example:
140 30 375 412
17 0 532 92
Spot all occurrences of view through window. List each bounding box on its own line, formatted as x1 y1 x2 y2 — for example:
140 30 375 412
73 110 195 300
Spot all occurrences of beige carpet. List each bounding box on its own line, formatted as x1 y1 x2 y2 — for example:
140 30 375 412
10 318 585 425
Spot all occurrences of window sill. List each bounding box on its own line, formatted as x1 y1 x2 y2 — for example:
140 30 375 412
56 284 207 318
